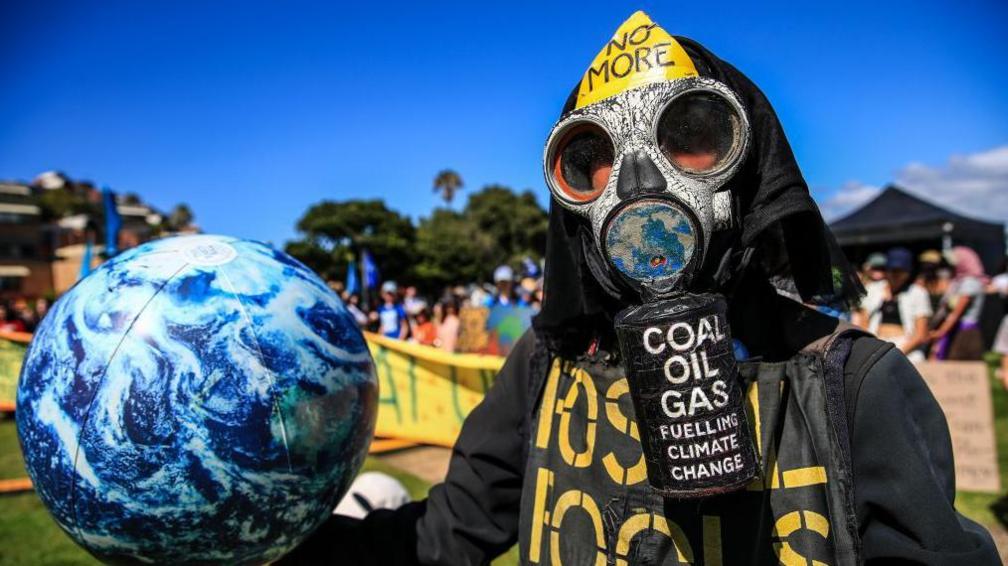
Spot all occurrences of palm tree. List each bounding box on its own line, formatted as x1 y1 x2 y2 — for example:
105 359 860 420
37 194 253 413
433 169 464 206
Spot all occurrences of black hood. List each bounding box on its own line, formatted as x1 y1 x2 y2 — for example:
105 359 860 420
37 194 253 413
533 36 862 357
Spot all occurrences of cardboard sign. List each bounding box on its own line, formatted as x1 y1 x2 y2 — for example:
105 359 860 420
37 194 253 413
457 306 490 354
916 361 1001 493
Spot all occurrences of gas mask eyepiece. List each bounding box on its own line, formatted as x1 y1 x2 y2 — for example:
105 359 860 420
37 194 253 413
549 122 614 203
656 89 746 176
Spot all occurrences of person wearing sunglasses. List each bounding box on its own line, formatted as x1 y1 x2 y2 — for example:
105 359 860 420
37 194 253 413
281 12 997 565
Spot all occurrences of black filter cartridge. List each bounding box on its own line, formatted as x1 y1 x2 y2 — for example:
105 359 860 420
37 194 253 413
614 293 759 497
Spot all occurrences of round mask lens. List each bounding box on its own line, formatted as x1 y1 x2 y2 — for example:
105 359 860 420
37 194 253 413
657 91 741 174
551 123 614 203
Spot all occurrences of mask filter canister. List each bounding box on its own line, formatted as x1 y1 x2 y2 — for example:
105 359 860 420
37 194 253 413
615 293 759 497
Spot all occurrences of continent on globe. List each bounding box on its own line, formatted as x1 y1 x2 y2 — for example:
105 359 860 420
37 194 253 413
16 234 378 565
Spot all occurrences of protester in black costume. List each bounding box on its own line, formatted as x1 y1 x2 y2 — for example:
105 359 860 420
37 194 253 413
282 12 997 565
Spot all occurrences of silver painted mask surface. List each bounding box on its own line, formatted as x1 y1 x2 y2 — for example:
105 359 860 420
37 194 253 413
544 77 750 297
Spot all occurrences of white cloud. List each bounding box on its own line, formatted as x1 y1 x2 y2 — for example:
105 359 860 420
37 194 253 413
818 145 1008 222
818 181 881 220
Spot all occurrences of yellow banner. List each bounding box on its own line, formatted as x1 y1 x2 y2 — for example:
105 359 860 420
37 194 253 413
365 332 504 447
0 330 504 444
0 332 29 412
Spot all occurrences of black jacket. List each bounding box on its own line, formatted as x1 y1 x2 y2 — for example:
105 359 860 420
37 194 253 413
281 309 999 565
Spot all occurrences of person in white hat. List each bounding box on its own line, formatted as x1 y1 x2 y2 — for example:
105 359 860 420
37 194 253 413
483 264 525 307
377 281 408 340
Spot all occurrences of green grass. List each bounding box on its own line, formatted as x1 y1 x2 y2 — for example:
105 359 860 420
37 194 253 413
0 416 24 480
2 360 1003 565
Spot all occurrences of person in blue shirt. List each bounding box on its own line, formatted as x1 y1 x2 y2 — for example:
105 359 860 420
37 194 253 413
483 265 529 308
377 281 408 340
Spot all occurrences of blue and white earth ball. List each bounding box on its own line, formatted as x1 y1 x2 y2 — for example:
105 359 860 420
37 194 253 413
16 235 377 564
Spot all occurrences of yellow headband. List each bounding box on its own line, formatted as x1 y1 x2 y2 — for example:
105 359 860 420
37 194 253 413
575 11 698 109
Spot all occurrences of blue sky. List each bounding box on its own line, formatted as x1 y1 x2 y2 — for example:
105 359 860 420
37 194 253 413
2 1 1006 245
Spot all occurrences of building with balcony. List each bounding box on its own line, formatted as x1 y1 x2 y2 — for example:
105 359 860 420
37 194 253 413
0 182 51 299
0 172 181 298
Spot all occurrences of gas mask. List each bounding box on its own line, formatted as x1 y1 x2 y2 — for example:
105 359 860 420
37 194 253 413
544 76 748 297
544 11 760 497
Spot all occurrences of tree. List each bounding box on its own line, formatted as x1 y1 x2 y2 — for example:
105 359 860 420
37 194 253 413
463 185 548 274
37 187 99 220
284 240 341 280
283 188 547 293
169 203 195 230
285 199 416 287
410 185 549 289
414 208 495 292
433 169 464 206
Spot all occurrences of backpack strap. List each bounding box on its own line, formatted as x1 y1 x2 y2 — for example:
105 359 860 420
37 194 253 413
799 322 870 463
797 319 896 440
800 320 863 357
790 310 894 435
841 336 895 435
794 316 892 565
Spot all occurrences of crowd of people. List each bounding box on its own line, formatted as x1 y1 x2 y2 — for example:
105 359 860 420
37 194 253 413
333 263 544 353
0 297 48 334
4 247 1006 373
851 246 1008 384
333 248 1008 379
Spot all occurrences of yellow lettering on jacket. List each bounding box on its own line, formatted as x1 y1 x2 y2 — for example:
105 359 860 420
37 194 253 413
557 367 598 468
602 378 647 485
615 512 693 566
550 489 606 566
534 362 564 449
527 362 837 565
772 510 831 566
527 467 554 564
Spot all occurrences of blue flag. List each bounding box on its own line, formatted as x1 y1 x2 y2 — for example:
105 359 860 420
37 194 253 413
79 238 94 281
362 250 379 288
522 256 541 278
345 258 359 295
102 188 122 257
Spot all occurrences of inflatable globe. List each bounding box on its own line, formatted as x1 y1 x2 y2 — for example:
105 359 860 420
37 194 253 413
16 235 377 564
